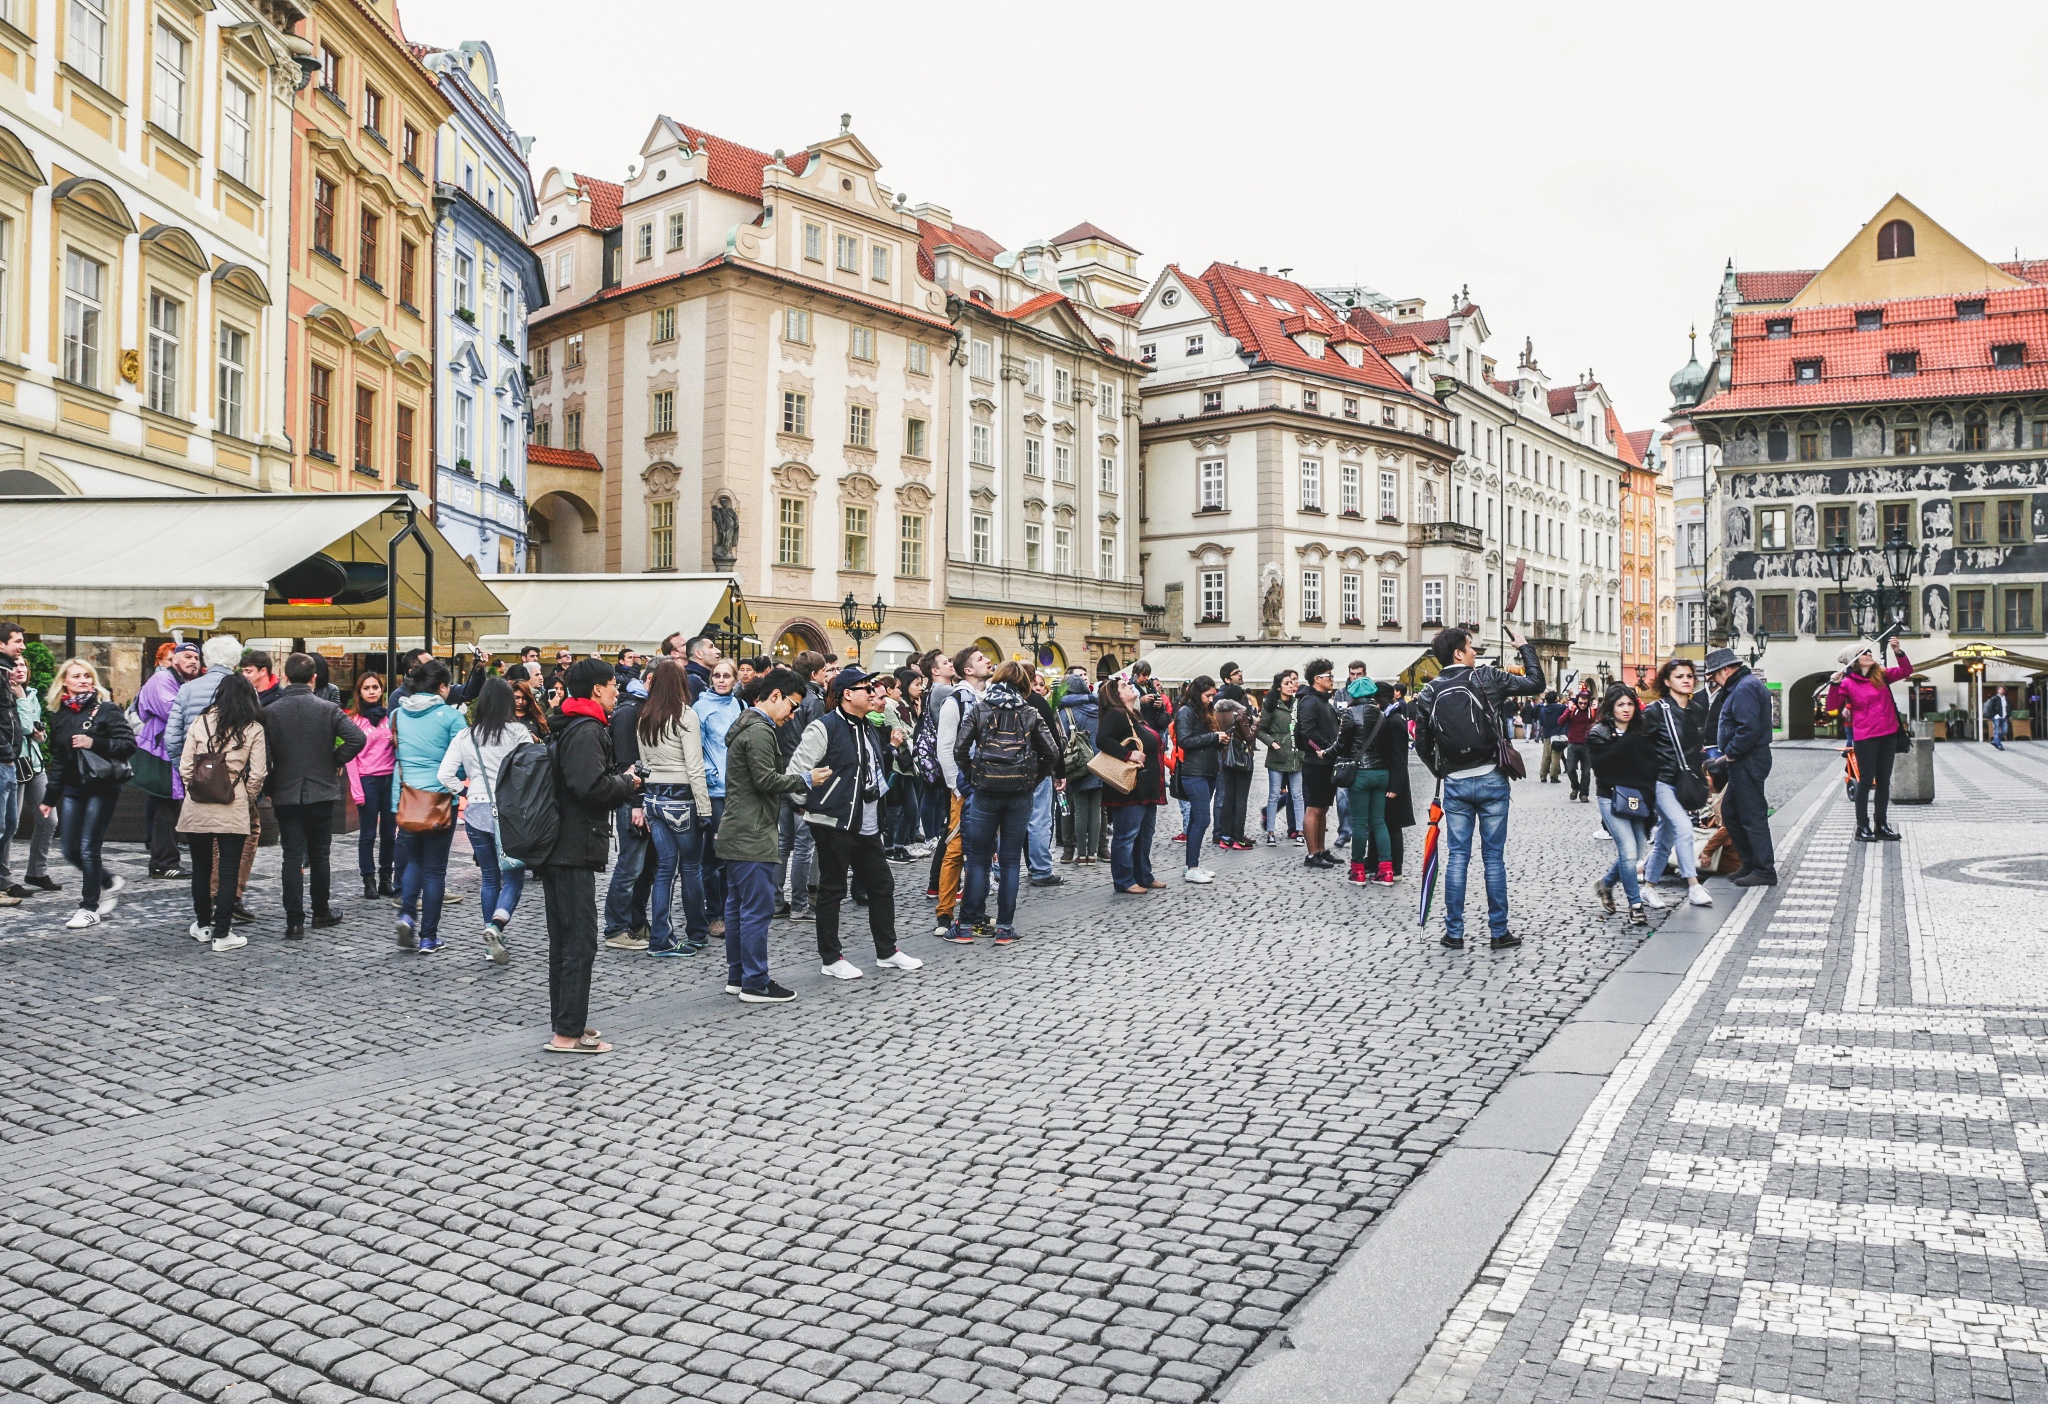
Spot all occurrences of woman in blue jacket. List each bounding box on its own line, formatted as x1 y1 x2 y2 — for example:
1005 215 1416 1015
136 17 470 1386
1058 671 1103 865
692 658 744 935
390 659 469 953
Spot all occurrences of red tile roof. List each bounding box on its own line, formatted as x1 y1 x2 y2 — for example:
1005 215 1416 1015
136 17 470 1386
527 445 602 471
1999 259 2048 284
1049 221 1139 254
658 120 809 202
1733 270 1818 304
1171 263 1428 401
1694 284 2048 414
574 175 624 231
1004 290 1067 320
1106 301 1142 318
1547 386 1580 417
1624 428 1654 465
916 218 1006 265
1345 305 1455 348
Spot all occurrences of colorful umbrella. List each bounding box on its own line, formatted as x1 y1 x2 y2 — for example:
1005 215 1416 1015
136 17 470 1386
1417 789 1445 926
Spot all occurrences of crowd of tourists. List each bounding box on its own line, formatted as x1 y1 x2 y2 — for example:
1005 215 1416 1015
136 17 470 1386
1 611 1921 1049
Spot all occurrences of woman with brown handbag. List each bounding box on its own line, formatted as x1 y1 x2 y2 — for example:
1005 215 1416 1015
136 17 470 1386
1097 674 1165 896
388 659 468 954
177 672 267 951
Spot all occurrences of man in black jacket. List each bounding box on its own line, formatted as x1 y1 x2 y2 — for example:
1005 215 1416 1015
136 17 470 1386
773 650 833 920
540 658 641 1054
263 654 367 937
1414 625 1543 949
601 674 655 950
1705 647 1776 887
1295 659 1343 868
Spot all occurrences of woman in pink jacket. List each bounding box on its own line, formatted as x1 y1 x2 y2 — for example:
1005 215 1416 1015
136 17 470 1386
1825 639 1912 842
345 673 399 898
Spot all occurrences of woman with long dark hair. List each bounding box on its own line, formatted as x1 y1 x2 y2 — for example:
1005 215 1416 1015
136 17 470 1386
176 671 266 950
1332 677 1395 886
39 658 136 930
1257 670 1304 844
345 672 398 898
1642 657 1713 908
1097 673 1165 895
1172 675 1226 882
437 677 533 964
509 675 549 738
1212 666 1257 851
1588 683 1661 925
639 659 714 955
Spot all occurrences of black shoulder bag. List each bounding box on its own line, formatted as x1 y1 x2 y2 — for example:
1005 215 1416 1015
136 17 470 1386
1659 703 1709 812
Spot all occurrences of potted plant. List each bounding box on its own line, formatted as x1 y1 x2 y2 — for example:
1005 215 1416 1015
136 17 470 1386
498 476 516 494
455 458 473 476
456 306 476 325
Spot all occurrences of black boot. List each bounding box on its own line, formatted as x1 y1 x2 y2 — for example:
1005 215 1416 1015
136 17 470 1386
1856 827 1879 842
363 876 379 899
1876 823 1901 841
378 878 397 898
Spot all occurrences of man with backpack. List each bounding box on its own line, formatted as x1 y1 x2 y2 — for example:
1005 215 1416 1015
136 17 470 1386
948 660 1063 945
932 645 991 935
1414 625 1543 950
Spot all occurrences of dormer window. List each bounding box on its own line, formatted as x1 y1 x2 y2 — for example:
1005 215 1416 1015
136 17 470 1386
1856 309 1883 332
1876 219 1915 260
1957 299 1986 321
1337 344 1363 368
1303 389 1319 412
1202 390 1222 414
1766 318 1791 339
1794 359 1822 383
1888 350 1918 378
1992 342 2025 368
1268 296 1295 312
1292 331 1326 360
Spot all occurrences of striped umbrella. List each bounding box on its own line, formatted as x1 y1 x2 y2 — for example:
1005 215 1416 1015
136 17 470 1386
1417 789 1445 926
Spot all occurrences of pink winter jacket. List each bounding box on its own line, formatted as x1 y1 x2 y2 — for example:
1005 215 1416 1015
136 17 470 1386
345 715 397 804
1826 650 1913 742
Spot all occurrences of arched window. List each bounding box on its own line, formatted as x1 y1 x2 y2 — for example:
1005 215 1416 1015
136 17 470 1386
1766 421 1789 462
1877 219 1915 260
1830 417 1853 458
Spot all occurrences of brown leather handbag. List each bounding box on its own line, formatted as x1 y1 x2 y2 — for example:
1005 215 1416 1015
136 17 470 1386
394 713 455 833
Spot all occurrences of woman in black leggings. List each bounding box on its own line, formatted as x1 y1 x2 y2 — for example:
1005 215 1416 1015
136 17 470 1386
1825 639 1912 841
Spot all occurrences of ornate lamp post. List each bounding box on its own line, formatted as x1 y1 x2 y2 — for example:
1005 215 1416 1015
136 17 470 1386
839 592 886 661
709 593 751 660
1826 527 1916 641
1015 611 1057 665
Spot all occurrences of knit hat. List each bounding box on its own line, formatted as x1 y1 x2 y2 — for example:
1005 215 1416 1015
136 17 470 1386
1837 642 1875 667
1346 677 1378 700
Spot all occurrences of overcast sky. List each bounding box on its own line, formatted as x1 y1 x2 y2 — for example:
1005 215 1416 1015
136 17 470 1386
400 0 2048 442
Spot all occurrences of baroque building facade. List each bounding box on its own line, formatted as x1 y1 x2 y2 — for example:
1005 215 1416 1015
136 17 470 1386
284 0 447 493
1690 194 2048 733
0 0 300 496
1663 332 1718 656
417 37 541 575
523 116 955 663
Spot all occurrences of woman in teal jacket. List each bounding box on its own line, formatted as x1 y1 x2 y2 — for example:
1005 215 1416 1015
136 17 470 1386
691 658 744 934
390 659 470 953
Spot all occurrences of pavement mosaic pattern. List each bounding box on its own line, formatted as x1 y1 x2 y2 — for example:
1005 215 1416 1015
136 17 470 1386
1398 741 2048 1404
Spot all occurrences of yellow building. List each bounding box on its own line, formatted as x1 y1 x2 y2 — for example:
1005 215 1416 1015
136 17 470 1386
0 0 301 496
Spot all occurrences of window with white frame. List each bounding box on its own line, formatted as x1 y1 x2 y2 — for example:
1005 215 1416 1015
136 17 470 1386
1024 523 1042 570
1379 576 1398 624
907 342 929 375
1340 461 1361 515
1185 334 1204 356
1024 437 1043 478
650 389 674 435
899 513 925 577
70 0 109 86
1303 388 1319 413
970 423 992 465
1300 458 1322 511
1455 580 1479 628
847 403 872 448
216 323 247 438
499 417 514 478
1422 579 1445 626
844 505 870 572
1419 479 1438 523
145 291 180 414
971 512 992 565
555 251 572 289
153 23 189 137
1098 382 1115 419
849 325 875 361
1341 573 1362 624
454 251 473 313
1100 534 1117 579
635 222 653 261
970 338 992 381
1054 527 1073 574
781 391 807 436
803 223 823 262
835 233 859 272
1301 569 1323 621
1054 444 1073 484
651 305 675 343
1199 569 1226 622
905 416 927 458
1024 357 1043 397
870 244 889 282
221 78 253 185
1378 470 1397 519
454 392 473 463
667 211 686 250
60 249 103 389
784 308 810 343
1198 458 1226 510
1099 456 1117 494
1054 367 1070 404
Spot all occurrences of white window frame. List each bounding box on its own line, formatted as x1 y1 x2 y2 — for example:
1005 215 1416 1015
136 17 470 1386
216 321 247 438
650 389 675 435
1199 569 1226 623
847 403 872 448
970 423 992 465
1380 576 1399 625
1054 526 1073 575
1199 457 1226 510
970 338 993 381
667 211 686 251
907 342 929 375
1423 579 1445 627
1024 522 1042 572
835 232 859 272
1098 382 1115 419
1301 569 1322 622
145 290 180 414
849 325 875 361
70 0 108 86
635 223 653 261
454 391 473 463
651 305 675 343
220 78 253 185
1378 470 1398 520
153 21 189 138
61 249 103 389
1099 455 1117 494
784 308 811 344
971 512 992 565
1340 461 1361 515
499 416 514 479
454 250 474 313
905 416 927 458
1185 334 1204 356
870 244 889 282
803 223 823 262
782 390 808 436
1024 357 1043 397
1024 437 1044 478
1100 533 1117 580
1054 444 1073 484
1054 366 1071 404
1341 573 1361 624
1299 457 1322 511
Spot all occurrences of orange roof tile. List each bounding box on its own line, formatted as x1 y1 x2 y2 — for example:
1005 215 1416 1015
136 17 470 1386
1049 221 1140 254
916 218 1006 265
573 174 623 230
1624 428 1654 464
1547 386 1580 417
660 119 809 202
1695 283 2048 414
527 445 602 470
1106 301 1142 318
1004 290 1067 320
1732 270 1818 304
1177 263 1428 401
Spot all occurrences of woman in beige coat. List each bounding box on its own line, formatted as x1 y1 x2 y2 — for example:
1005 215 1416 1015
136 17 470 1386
177 672 269 952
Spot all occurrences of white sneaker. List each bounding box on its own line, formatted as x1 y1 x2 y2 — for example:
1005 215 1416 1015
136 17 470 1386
65 908 99 930
1640 886 1667 910
877 951 923 971
189 920 212 943
1183 868 1213 884
822 958 864 980
102 874 125 897
1687 886 1714 907
211 931 247 952
96 893 119 917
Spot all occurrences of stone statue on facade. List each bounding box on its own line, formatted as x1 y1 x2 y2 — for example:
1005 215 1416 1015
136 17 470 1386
711 496 739 568
1259 564 1284 640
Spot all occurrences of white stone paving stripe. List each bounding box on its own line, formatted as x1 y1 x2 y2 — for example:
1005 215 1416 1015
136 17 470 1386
1804 1012 1987 1035
1994 1036 2048 1057
1734 1280 2048 1358
1606 1218 1754 1277
1693 1058 1793 1084
1764 923 1832 933
1783 1085 2009 1121
1727 997 1809 1014
1849 830 1884 1010
1714 1387 1835 1404
1749 957 1823 969
2017 1124 2048 1154
2004 1075 2048 1099
1558 1307 1730 1381
1793 1044 2000 1074
1739 977 1816 990
1771 1134 2027 1182
1711 1025 1805 1045
1671 1098 1784 1131
1758 939 1829 950
1754 1193 2048 1260
1643 1151 1770 1196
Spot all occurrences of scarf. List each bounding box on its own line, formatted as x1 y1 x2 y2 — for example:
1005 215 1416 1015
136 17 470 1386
355 701 389 726
561 697 607 724
61 691 96 712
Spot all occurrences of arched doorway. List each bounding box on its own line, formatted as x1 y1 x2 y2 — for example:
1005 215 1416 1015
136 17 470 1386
870 631 918 671
527 491 601 572
973 636 1005 669
1096 653 1120 680
1786 670 1836 741
0 468 65 495
1036 642 1066 672
774 619 828 661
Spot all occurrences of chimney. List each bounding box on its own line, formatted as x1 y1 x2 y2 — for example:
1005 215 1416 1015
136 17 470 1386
908 202 952 231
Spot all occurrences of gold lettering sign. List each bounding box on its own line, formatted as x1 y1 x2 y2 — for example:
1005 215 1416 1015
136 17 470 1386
160 603 217 630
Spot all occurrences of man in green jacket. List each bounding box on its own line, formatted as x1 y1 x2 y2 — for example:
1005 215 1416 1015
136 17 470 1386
716 666 829 1003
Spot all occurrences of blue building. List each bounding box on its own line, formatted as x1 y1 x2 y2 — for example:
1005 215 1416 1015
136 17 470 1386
419 40 545 574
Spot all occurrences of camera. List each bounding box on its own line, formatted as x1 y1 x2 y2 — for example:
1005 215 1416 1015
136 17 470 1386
630 760 650 780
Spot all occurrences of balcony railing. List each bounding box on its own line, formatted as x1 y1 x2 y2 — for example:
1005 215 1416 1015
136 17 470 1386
1143 604 1168 636
1529 622 1572 645
1413 521 1484 550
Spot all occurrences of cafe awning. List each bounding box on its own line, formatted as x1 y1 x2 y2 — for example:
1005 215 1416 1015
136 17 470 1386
1137 641 1433 687
478 574 752 656
0 492 507 644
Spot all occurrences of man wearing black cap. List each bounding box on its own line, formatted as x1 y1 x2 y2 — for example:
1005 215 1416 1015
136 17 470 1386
1703 646 1775 886
786 665 923 981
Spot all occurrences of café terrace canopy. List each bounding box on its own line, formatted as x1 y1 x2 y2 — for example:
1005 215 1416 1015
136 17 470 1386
0 492 507 644
478 574 752 656
1136 641 1433 688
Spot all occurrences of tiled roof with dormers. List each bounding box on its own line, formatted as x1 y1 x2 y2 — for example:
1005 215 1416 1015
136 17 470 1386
573 175 623 230
660 120 809 201
916 219 1006 265
526 445 603 471
1345 305 1454 348
1172 263 1428 400
1732 270 1818 305
1547 386 1580 417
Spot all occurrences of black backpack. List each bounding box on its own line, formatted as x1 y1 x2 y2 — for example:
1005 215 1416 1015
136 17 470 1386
969 705 1039 794
1415 677 1499 780
494 732 565 866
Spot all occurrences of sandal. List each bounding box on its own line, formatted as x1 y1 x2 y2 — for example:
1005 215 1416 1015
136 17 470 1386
545 1037 612 1054
1120 885 1151 896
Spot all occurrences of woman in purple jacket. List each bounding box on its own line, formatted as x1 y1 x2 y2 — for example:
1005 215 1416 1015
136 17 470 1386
1825 639 1913 842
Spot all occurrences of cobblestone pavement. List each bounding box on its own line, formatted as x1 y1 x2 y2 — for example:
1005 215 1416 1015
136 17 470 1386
1397 741 2048 1404
0 745 1828 1404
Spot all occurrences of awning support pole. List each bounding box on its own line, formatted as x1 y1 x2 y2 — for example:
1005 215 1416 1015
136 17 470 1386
385 500 434 664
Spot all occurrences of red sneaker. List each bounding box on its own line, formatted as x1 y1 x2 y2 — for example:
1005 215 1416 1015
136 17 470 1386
1374 862 1396 886
1347 861 1368 886
1171 832 1187 842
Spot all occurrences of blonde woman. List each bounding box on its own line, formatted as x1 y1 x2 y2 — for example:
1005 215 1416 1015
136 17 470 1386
177 672 269 951
37 659 136 929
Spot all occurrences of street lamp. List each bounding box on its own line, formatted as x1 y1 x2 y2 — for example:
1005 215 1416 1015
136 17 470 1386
1826 527 1915 640
709 593 751 660
1015 611 1057 664
839 592 886 660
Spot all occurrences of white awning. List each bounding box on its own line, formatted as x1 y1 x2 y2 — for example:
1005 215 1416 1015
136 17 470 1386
478 574 751 655
1137 641 1432 687
0 492 506 639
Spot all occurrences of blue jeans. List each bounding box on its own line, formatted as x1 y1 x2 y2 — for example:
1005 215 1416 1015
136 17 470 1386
356 772 396 884
1110 804 1158 890
1441 770 1511 942
604 803 653 935
961 788 1032 926
723 859 778 992
1643 780 1698 884
1333 783 1352 844
0 768 18 883
700 797 725 925
466 822 526 926
919 780 951 853
777 797 814 913
58 791 118 908
396 823 456 938
645 785 708 950
1599 797 1651 906
1264 770 1304 836
1027 777 1054 879
1992 716 2010 749
1180 773 1216 866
